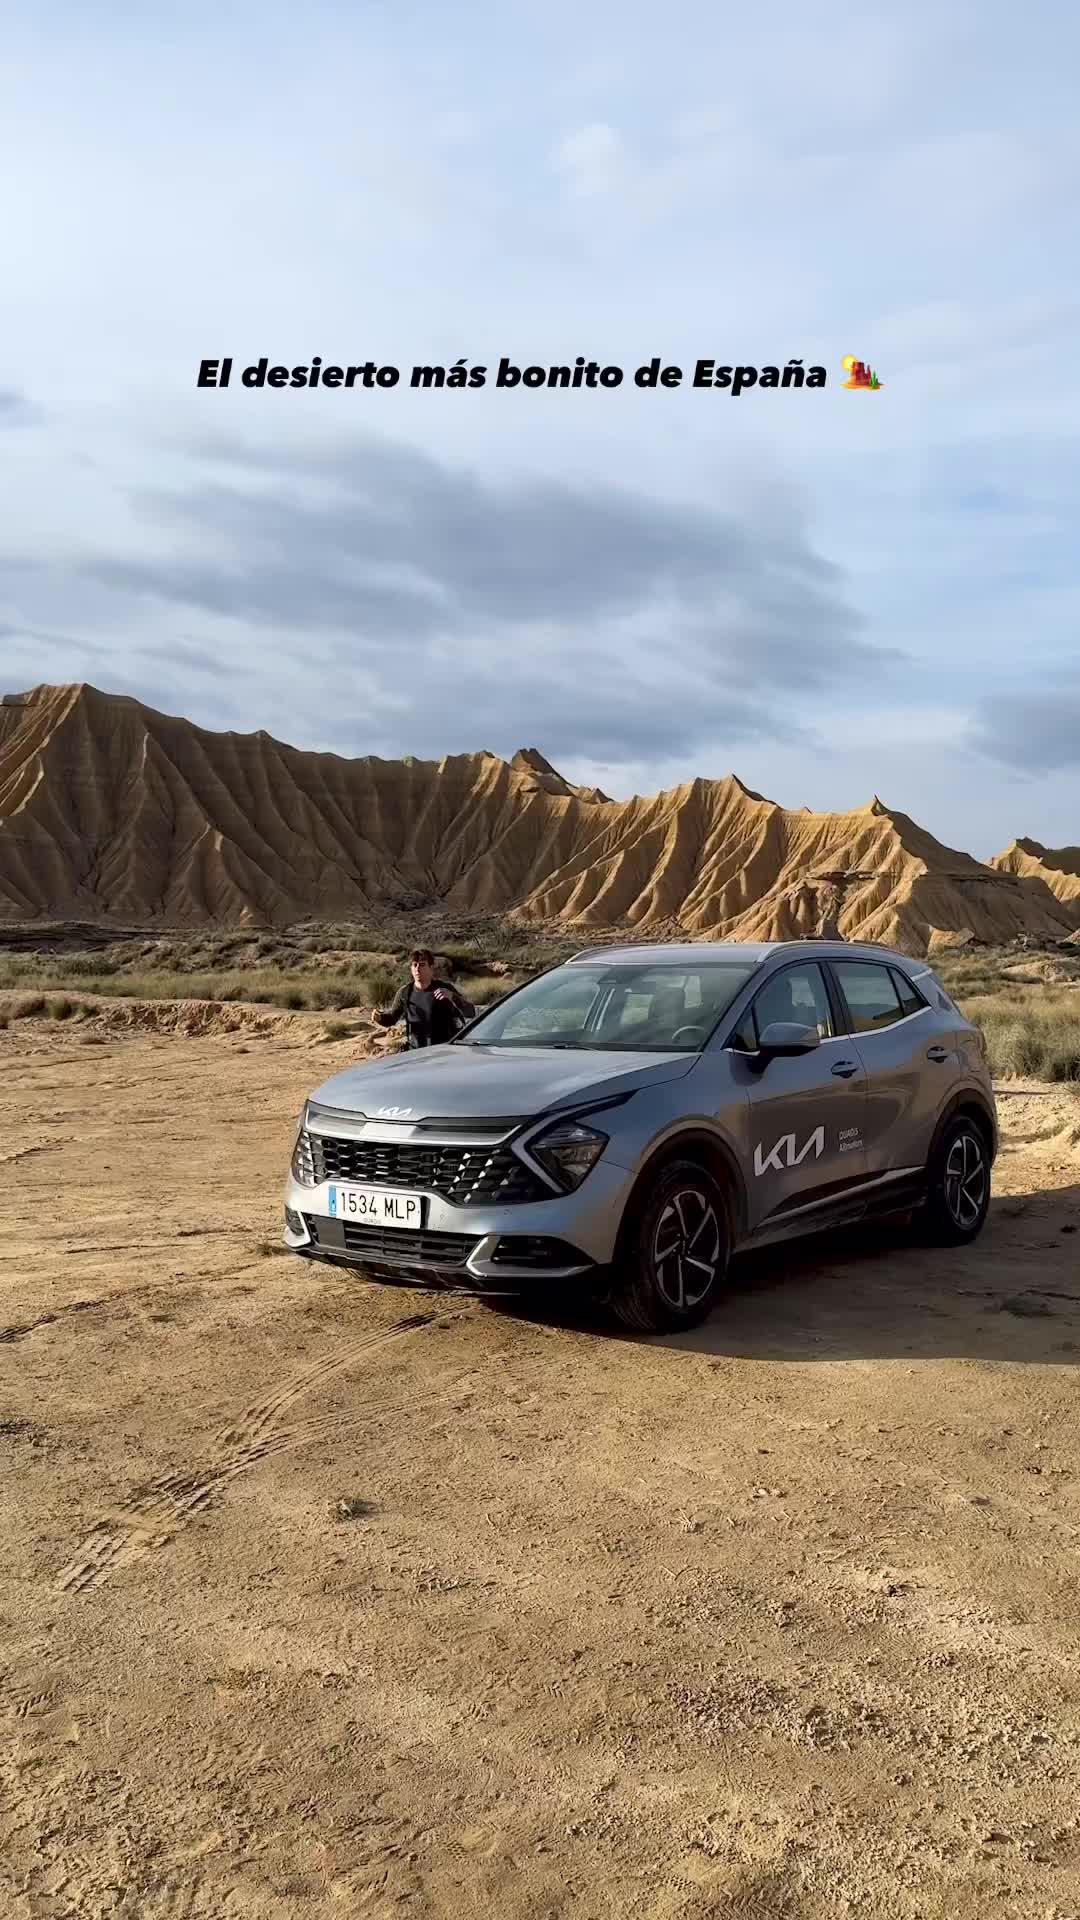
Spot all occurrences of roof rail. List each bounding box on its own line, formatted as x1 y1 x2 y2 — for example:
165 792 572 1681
776 935 900 952
567 938 662 961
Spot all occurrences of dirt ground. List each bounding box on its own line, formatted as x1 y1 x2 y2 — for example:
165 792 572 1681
3 1006 1080 1920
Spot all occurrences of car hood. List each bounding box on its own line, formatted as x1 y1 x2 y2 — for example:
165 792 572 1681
307 1043 696 1122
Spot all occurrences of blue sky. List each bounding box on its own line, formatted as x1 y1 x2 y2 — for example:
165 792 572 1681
2 0 1079 857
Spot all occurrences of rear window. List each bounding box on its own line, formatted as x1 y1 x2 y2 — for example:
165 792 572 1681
922 971 958 1014
832 961 904 1032
889 967 929 1019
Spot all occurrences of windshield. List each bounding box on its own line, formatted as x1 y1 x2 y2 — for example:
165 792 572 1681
457 959 757 1052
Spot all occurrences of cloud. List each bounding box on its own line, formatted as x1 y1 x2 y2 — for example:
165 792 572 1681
0 388 41 428
551 123 626 198
4 0 1080 861
0 619 110 660
134 640 238 678
877 130 1058 232
968 681 1080 772
876 295 1080 374
54 431 899 763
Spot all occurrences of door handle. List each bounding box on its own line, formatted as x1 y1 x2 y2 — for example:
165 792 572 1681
926 1046 949 1062
831 1060 858 1078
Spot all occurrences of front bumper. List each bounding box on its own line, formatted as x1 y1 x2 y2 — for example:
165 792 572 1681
282 1158 632 1293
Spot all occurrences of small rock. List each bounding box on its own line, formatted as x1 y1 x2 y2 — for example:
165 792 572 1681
331 1497 374 1522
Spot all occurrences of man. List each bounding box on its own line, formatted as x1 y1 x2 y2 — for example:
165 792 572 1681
371 949 477 1049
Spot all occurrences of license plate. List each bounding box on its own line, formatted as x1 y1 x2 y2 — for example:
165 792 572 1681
327 1184 424 1227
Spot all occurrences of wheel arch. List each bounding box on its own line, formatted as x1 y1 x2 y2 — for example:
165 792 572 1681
618 1128 749 1244
928 1088 998 1166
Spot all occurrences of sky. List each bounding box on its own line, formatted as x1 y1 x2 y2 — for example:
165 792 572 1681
2 0 1079 860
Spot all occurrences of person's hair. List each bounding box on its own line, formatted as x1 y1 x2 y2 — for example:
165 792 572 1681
410 948 435 967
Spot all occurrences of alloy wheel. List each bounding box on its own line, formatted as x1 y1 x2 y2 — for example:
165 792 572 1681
944 1130 987 1231
651 1187 722 1312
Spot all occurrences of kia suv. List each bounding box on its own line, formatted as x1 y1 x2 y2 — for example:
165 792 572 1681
283 940 997 1331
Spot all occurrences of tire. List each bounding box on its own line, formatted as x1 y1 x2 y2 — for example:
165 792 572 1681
609 1159 731 1333
918 1113 992 1245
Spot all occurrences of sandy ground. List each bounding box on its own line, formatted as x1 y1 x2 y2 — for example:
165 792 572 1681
3 1007 1080 1920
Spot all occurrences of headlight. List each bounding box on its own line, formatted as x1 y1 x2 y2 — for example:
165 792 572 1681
291 1109 316 1186
529 1119 608 1192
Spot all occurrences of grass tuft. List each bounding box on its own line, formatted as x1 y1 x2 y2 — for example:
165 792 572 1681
968 990 1080 1082
12 993 47 1019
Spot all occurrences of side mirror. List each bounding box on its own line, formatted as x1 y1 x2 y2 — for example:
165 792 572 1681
755 1021 822 1062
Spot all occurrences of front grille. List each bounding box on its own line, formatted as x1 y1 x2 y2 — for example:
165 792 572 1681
303 1215 477 1268
310 1132 549 1205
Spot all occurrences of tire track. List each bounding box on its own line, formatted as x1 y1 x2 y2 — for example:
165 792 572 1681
217 1309 439 1441
56 1309 467 1594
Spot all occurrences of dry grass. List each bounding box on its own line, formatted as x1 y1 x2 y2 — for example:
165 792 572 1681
966 989 1080 1082
6 991 94 1023
0 963 517 1014
933 948 1080 1082
4 930 1079 1078
320 1019 355 1043
456 972 511 1010
0 923 555 1014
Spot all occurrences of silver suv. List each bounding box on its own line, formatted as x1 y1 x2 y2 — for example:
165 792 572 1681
283 940 997 1331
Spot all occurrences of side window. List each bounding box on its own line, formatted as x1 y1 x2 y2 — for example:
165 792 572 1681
749 964 834 1040
728 1008 757 1052
889 967 929 1019
833 962 904 1033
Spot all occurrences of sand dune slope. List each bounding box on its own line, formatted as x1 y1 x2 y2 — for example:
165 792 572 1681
2 684 1078 953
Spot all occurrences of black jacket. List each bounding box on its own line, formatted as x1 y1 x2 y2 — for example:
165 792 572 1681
373 978 476 1048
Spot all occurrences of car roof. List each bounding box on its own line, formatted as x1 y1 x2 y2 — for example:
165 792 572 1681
565 939 929 971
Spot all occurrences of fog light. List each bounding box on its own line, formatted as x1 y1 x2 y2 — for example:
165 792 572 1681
285 1207 304 1234
491 1235 588 1269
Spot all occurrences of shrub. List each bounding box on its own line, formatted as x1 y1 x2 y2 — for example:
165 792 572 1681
363 962 401 1008
62 952 118 978
458 973 511 1008
441 943 483 969
311 984 361 1011
970 989 1080 1082
12 994 46 1019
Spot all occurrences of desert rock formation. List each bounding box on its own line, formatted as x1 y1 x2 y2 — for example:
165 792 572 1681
991 838 1080 912
2 683 1079 954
